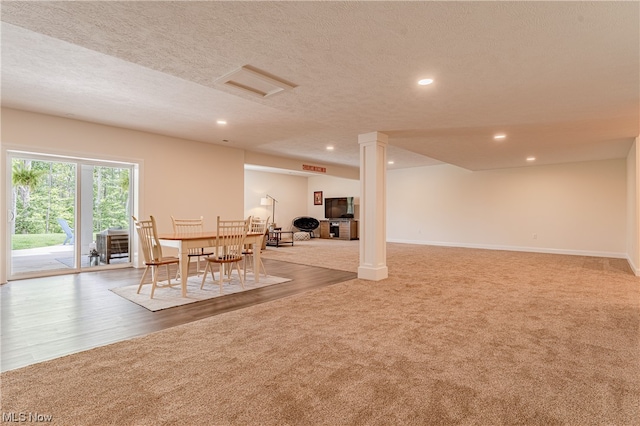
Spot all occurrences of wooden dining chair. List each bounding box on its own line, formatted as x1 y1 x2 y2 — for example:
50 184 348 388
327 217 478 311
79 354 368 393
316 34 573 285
133 215 180 299
171 216 213 277
243 216 269 280
200 217 249 294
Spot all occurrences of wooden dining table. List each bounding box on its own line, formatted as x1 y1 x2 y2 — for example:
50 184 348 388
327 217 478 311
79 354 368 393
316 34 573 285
158 231 265 297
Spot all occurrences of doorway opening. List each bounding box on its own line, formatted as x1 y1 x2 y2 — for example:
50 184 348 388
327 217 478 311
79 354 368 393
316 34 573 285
7 151 136 279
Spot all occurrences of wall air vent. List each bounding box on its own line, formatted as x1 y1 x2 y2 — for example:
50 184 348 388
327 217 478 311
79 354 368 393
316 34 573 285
216 65 296 98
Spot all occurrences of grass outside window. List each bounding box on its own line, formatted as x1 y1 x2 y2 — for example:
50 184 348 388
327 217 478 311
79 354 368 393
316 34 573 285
11 234 67 250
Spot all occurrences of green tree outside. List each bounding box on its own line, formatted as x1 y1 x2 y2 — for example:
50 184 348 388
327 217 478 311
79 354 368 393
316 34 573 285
11 158 130 248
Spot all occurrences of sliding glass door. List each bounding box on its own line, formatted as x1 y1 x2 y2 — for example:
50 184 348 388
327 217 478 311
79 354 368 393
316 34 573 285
7 151 133 279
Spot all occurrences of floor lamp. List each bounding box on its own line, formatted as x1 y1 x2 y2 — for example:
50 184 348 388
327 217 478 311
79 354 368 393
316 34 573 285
260 194 277 227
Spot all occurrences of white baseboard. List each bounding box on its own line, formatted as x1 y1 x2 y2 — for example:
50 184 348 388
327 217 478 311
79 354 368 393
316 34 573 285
626 255 640 277
387 238 628 260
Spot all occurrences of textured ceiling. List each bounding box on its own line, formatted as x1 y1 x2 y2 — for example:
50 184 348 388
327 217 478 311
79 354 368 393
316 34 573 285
1 1 638 171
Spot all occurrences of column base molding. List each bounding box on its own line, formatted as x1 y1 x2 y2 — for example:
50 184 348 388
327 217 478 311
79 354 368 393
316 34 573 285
357 265 388 281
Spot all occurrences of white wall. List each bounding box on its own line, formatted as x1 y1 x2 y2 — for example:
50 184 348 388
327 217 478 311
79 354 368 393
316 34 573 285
387 160 628 258
4 108 635 281
627 139 640 274
307 175 361 220
244 170 308 230
243 171 362 225
245 151 358 180
1 108 245 282
243 171 360 233
0 128 4 281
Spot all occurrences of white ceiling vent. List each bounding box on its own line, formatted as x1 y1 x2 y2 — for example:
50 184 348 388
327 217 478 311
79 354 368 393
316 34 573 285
216 65 296 98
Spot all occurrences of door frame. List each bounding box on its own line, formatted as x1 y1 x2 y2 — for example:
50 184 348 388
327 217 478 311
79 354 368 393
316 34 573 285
5 149 138 280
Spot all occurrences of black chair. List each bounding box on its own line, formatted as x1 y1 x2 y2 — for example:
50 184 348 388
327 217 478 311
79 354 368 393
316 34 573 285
292 216 320 238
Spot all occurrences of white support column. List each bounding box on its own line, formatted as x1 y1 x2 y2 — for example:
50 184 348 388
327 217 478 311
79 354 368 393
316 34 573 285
358 131 388 280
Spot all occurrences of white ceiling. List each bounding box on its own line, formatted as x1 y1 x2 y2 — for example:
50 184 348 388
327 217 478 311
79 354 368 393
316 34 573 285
1 1 638 171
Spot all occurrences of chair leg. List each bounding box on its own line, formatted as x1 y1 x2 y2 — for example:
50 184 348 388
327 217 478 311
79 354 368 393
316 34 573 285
201 262 211 289
196 255 207 277
150 266 158 299
166 264 172 285
218 263 225 294
259 258 268 277
243 253 264 279
248 253 267 278
137 266 151 294
243 254 249 281
235 261 245 289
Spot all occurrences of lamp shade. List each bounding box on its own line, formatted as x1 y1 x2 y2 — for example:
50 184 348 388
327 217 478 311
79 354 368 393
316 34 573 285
260 197 271 206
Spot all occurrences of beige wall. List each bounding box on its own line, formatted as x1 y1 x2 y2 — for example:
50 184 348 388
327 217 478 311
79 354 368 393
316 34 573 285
387 160 628 258
627 139 640 274
245 151 358 180
244 170 308 229
3 107 636 281
243 171 361 230
0 129 4 282
1 108 245 282
307 175 361 221
247 158 631 262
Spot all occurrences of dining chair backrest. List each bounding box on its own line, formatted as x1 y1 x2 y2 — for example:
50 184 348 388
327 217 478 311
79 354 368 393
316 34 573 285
171 216 204 234
171 216 207 259
133 215 163 263
215 216 249 261
249 216 269 235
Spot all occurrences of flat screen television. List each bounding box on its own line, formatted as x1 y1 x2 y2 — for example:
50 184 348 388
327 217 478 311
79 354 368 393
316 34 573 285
325 197 355 219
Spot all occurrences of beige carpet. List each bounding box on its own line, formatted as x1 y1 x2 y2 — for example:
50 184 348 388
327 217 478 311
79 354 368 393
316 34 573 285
110 273 291 311
1 241 639 425
261 238 359 272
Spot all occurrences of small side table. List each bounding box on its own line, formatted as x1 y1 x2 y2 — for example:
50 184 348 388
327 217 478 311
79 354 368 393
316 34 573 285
266 229 294 247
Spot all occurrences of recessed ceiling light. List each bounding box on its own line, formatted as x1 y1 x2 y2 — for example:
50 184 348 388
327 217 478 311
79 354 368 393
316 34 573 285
494 134 506 140
326 146 334 151
526 156 536 162
217 120 227 125
388 161 395 165
418 78 434 86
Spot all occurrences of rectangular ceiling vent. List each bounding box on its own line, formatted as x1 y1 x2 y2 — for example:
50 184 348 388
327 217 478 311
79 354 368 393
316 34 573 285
216 65 296 98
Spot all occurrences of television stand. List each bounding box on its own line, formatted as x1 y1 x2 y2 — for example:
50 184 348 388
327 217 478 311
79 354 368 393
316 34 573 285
319 220 358 240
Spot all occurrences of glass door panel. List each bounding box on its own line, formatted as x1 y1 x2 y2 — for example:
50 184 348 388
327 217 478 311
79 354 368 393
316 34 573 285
84 164 131 267
8 152 134 279
10 156 77 276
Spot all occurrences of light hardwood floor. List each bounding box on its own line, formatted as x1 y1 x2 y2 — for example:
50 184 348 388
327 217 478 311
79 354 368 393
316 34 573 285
1 259 356 372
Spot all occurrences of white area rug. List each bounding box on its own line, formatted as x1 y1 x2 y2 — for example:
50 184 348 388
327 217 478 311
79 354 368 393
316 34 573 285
110 273 291 311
